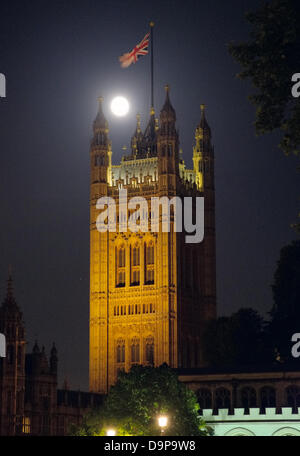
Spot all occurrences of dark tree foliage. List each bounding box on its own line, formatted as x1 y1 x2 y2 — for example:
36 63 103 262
71 364 212 436
203 308 269 367
268 240 300 358
228 0 300 156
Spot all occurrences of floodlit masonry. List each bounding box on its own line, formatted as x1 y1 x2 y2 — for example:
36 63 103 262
89 87 216 393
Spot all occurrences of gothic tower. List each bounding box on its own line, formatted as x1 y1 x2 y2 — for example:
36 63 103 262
0 275 26 435
89 89 216 393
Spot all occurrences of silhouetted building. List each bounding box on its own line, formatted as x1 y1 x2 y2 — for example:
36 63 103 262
0 276 103 436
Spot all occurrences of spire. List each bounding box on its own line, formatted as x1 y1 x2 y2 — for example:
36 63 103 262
92 97 109 148
50 342 57 357
197 104 211 140
33 340 40 354
160 85 176 119
93 97 108 132
159 85 177 138
142 107 157 155
50 342 58 373
1 270 20 314
131 114 143 154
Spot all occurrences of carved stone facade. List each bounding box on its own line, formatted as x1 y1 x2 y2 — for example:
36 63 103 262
89 89 217 393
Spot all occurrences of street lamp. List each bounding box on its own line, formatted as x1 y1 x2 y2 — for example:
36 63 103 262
158 415 168 435
106 428 116 436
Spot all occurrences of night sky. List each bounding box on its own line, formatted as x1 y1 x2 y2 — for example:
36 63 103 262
0 0 298 389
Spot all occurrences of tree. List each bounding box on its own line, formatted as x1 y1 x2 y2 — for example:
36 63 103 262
268 240 300 358
228 0 300 156
71 364 212 436
203 308 269 367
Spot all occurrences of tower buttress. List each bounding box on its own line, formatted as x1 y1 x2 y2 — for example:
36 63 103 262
0 274 26 435
157 86 179 192
89 98 111 393
90 97 110 190
194 105 216 321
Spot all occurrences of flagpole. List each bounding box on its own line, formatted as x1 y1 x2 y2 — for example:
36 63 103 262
150 21 154 111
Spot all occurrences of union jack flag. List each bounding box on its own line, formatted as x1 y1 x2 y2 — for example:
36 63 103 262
119 32 150 68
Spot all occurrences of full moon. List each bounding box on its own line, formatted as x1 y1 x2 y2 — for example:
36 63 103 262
110 96 129 117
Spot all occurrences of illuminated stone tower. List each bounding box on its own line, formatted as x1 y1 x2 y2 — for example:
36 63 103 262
89 88 216 393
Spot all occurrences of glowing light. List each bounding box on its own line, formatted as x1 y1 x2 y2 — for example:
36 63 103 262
110 96 129 117
106 428 116 436
158 416 168 428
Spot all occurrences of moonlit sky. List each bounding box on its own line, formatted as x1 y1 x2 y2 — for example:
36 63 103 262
0 0 298 389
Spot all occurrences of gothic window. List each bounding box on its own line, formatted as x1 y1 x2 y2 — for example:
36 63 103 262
168 144 172 156
145 242 154 285
42 415 50 435
286 386 300 411
197 388 212 410
17 345 22 366
7 345 14 364
162 145 166 156
17 391 23 413
260 386 276 409
116 339 125 364
185 248 191 289
240 387 257 412
192 251 198 291
215 388 231 410
95 153 106 166
22 416 31 435
145 336 154 365
131 338 140 364
130 244 140 286
7 391 11 414
116 245 126 287
149 303 155 313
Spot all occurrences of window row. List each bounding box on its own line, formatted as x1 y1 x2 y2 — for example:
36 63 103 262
116 337 154 365
114 303 155 316
116 243 154 287
197 385 300 412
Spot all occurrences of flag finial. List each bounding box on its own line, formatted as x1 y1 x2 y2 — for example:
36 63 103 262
150 21 154 27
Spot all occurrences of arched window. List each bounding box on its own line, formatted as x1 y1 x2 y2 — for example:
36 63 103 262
197 388 212 410
131 338 140 364
145 242 155 284
145 336 154 365
286 386 300 411
7 345 14 365
192 251 198 291
260 386 276 409
215 388 231 409
116 339 125 364
185 248 191 289
116 245 126 287
17 345 22 366
240 387 257 412
130 244 140 286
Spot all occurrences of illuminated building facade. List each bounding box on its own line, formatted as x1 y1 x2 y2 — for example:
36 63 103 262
89 87 217 393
